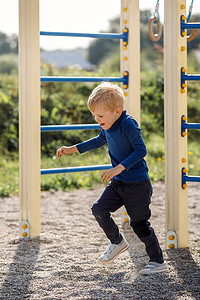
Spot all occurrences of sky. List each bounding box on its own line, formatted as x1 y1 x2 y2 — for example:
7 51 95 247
0 0 198 51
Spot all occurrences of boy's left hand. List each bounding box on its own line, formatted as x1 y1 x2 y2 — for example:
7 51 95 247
101 164 125 183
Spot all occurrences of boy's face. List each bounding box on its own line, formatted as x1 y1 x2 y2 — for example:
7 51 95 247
92 105 122 130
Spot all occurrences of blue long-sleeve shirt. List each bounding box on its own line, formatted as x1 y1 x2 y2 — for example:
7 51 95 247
76 110 149 182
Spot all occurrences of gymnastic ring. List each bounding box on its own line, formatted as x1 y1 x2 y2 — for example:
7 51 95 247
187 19 198 42
148 16 162 42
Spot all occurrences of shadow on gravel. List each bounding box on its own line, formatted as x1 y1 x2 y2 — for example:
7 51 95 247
0 238 40 300
116 247 200 300
166 248 200 299
120 231 200 299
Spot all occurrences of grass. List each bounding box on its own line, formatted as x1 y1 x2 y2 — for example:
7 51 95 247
1 136 200 197
41 147 110 192
0 156 19 197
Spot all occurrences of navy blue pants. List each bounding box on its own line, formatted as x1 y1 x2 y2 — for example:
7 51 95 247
91 179 164 263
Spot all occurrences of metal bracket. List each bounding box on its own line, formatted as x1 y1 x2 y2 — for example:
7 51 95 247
181 67 187 91
20 220 30 238
180 15 187 37
182 167 188 189
181 115 187 137
123 71 129 89
166 230 178 249
121 206 130 224
122 27 129 46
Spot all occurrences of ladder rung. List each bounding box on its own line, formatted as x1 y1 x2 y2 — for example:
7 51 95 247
40 31 125 40
40 76 127 83
41 164 112 175
41 124 101 132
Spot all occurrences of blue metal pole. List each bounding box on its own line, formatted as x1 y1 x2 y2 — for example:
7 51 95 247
183 174 200 183
181 68 200 89
41 124 101 132
182 74 200 81
182 167 200 189
181 22 200 29
41 164 112 175
180 15 200 37
182 123 200 130
40 76 127 83
40 30 128 45
181 115 200 136
40 31 124 39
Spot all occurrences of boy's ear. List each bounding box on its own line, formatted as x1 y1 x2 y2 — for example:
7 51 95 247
115 106 122 116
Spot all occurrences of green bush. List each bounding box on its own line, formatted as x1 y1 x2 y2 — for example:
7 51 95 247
0 74 18 154
141 71 164 138
0 54 18 74
1 43 200 195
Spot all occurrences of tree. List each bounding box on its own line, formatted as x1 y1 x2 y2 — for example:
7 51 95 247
7 34 18 54
0 55 18 74
87 17 120 66
0 33 11 55
0 32 18 55
87 11 164 66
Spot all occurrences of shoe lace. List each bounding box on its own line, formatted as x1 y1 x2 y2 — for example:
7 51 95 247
104 243 116 255
146 262 158 269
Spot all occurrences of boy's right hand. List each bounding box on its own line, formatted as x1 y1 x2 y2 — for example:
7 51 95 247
56 145 78 158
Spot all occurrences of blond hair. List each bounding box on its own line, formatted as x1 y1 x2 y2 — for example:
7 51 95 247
87 82 125 112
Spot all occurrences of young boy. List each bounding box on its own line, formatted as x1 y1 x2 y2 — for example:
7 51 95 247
56 83 167 275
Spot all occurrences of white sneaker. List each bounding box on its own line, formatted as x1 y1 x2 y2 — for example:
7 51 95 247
98 238 129 264
139 261 168 275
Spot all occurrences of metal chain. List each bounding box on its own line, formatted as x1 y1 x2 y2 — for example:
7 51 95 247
187 0 194 22
153 0 160 24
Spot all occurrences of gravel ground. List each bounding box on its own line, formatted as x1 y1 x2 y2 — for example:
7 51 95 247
0 181 199 299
